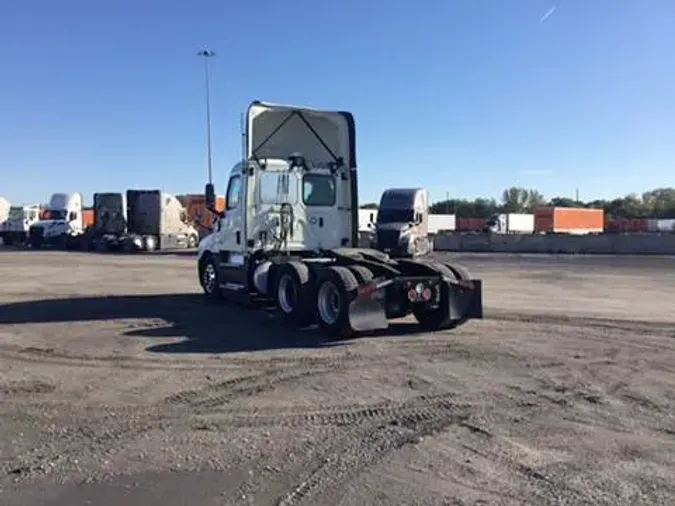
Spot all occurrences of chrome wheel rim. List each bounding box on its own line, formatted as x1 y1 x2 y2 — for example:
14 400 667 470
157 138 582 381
202 263 216 293
277 274 297 314
317 281 340 325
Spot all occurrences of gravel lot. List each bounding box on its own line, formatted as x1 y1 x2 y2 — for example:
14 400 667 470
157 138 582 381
1 250 674 506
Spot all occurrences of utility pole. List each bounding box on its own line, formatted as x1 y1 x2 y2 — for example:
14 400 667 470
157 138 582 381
198 49 216 185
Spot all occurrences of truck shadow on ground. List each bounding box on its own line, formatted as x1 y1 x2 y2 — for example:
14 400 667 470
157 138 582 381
0 294 427 354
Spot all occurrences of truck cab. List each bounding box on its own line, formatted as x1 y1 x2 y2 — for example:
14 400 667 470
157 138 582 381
198 101 358 280
29 193 85 248
372 188 432 257
1 204 42 245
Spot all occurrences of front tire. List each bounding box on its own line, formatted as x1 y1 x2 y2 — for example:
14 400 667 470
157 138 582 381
199 255 223 300
315 266 359 339
187 234 198 249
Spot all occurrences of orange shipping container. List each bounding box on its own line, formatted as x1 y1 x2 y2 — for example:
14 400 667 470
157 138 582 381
534 207 604 234
82 208 94 228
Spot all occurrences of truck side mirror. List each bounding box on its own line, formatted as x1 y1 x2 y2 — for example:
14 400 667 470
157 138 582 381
205 183 216 209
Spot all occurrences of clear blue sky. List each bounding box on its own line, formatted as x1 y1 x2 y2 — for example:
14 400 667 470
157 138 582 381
1 0 674 206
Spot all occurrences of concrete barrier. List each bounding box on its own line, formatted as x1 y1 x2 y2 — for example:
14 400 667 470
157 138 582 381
434 233 675 255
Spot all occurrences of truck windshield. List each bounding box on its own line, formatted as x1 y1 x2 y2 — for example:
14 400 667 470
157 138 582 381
8 207 24 220
303 174 336 206
45 210 67 220
377 209 414 224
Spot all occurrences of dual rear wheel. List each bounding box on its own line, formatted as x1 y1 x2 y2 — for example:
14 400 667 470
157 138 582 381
275 263 374 339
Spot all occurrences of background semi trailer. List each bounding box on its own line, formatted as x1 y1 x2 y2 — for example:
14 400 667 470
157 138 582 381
28 193 93 249
197 101 483 338
485 213 535 234
534 207 604 235
428 214 456 236
0 204 43 245
123 190 199 251
83 192 128 251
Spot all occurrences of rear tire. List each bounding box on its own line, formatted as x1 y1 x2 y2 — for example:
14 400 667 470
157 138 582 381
275 261 314 327
347 265 374 284
187 234 198 248
199 254 223 300
412 262 461 331
315 266 359 339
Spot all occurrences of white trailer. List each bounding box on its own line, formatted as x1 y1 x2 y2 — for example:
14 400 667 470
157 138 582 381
428 214 456 235
486 213 534 234
358 208 377 232
647 219 675 233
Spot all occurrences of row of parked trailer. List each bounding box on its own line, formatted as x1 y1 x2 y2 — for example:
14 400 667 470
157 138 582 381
358 208 607 236
360 207 675 236
0 190 204 251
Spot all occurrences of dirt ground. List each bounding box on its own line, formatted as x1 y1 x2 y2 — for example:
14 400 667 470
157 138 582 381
0 250 674 506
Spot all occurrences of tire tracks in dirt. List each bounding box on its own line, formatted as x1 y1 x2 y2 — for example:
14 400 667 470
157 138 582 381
228 394 471 506
487 310 674 336
195 393 469 429
0 338 491 372
274 401 470 506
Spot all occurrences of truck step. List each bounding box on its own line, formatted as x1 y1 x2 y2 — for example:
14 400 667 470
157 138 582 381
219 282 246 292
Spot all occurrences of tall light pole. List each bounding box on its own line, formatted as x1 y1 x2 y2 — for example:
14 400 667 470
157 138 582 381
198 49 215 185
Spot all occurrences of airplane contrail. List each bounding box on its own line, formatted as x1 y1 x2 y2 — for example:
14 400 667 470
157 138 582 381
540 5 557 22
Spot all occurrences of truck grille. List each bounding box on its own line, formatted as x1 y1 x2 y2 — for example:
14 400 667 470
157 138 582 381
376 229 400 249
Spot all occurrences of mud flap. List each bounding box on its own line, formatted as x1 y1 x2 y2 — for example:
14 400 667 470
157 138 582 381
447 279 483 321
348 288 388 332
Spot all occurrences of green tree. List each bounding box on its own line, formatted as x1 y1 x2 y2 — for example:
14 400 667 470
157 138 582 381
360 202 378 209
500 187 545 213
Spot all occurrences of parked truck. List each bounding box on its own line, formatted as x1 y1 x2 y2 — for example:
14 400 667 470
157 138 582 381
82 192 128 251
534 207 604 235
0 204 43 245
485 213 534 234
122 190 199 251
371 188 433 257
197 101 483 339
28 193 93 249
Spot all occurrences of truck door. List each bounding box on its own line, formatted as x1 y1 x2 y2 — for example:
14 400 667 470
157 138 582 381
218 172 246 261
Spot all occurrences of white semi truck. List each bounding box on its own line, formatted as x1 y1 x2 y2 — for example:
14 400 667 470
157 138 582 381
28 193 88 249
197 101 483 338
0 204 42 245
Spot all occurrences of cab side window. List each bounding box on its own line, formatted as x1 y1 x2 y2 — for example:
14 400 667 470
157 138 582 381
226 175 242 210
